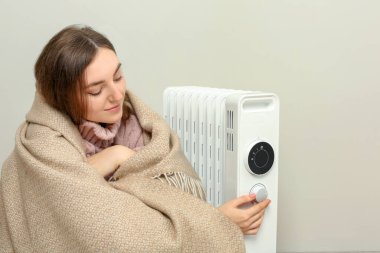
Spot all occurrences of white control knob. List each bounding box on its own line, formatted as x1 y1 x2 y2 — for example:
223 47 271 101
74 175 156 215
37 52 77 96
249 183 268 203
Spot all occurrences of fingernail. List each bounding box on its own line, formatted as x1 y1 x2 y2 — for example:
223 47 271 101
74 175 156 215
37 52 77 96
249 193 256 198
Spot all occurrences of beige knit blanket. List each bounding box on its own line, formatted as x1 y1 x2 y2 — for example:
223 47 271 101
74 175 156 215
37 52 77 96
0 90 245 252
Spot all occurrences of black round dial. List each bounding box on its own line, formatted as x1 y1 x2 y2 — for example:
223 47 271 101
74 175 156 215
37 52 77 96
247 142 274 175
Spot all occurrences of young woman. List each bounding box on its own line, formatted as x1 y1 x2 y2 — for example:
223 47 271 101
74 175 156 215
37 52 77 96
0 25 271 252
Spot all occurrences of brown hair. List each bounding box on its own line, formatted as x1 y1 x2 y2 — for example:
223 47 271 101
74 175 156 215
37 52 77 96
35 25 118 125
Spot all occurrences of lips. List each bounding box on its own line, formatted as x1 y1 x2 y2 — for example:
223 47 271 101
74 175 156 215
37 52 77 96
105 104 121 111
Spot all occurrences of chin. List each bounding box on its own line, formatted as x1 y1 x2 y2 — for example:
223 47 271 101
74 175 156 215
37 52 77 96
87 111 123 124
104 115 123 124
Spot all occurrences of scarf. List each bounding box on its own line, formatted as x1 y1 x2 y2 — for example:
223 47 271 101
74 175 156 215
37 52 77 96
0 90 245 252
79 114 144 157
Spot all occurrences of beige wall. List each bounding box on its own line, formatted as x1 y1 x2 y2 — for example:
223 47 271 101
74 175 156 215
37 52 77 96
1 0 379 252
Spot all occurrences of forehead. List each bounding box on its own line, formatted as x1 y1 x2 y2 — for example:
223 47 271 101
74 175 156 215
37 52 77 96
85 48 119 83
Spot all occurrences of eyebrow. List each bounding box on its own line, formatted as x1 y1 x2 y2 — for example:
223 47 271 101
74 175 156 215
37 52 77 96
86 63 122 87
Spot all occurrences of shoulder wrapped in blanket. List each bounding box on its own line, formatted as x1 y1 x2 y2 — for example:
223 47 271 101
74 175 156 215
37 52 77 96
0 90 245 252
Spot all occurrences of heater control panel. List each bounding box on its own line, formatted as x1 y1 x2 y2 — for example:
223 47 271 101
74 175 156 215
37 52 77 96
246 141 274 175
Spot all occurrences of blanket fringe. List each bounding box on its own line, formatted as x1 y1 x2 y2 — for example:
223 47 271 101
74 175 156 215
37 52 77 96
153 172 206 201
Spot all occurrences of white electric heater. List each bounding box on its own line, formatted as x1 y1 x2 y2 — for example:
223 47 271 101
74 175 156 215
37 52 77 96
163 86 279 253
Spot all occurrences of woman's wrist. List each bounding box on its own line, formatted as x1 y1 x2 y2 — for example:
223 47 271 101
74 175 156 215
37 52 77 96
111 145 135 165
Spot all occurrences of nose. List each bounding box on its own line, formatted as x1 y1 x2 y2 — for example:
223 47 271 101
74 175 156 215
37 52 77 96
108 82 124 102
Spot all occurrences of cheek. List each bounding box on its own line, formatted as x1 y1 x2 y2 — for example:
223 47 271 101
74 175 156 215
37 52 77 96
86 97 100 116
120 80 126 92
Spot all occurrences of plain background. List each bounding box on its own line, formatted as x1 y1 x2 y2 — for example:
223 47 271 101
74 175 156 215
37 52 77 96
1 0 379 252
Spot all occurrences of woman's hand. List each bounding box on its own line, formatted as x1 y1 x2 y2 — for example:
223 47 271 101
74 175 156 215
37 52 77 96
218 194 271 235
87 145 135 178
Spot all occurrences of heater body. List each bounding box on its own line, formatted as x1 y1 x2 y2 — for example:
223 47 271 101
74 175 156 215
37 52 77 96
163 86 279 253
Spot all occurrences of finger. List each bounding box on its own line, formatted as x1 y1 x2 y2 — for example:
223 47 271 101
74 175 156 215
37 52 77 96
244 227 260 235
247 209 265 225
241 210 265 232
246 199 271 216
258 198 271 207
230 194 256 207
245 215 264 232
243 215 265 235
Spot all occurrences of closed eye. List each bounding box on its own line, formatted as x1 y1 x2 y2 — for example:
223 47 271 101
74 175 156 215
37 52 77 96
88 89 102 96
114 76 123 82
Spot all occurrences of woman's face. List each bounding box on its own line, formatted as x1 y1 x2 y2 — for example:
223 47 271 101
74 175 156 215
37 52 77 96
83 48 126 124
